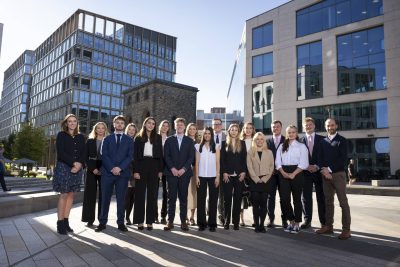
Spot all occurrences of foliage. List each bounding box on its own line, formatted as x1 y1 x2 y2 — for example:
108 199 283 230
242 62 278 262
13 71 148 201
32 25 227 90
396 169 400 179
1 133 16 159
12 123 47 163
28 171 38 178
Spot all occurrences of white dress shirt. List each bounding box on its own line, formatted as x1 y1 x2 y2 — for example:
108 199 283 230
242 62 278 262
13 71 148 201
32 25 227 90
195 144 217 178
244 138 252 152
143 140 153 157
275 140 309 170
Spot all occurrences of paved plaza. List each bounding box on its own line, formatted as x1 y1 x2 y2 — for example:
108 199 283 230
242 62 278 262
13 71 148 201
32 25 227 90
0 193 399 267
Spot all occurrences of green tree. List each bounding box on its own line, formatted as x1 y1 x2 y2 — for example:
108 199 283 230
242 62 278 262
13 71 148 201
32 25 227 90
1 133 16 159
12 123 47 163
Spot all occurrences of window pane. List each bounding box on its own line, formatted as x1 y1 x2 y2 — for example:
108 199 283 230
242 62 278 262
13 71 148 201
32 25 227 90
336 1 351 26
95 17 104 37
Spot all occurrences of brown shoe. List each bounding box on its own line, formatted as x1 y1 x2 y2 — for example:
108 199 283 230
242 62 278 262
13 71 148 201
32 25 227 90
181 222 189 231
315 225 333 235
164 223 174 231
338 230 351 240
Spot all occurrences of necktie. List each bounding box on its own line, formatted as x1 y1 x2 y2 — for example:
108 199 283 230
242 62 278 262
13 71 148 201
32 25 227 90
116 134 121 149
308 135 313 156
216 134 220 144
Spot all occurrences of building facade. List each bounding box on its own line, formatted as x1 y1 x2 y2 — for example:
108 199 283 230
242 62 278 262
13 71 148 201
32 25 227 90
0 23 3 58
0 50 35 139
196 107 244 130
27 9 177 136
123 79 198 131
245 0 399 176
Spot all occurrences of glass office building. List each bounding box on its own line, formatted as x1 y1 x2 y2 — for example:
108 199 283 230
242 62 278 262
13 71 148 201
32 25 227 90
0 50 35 139
246 0 399 176
28 10 176 135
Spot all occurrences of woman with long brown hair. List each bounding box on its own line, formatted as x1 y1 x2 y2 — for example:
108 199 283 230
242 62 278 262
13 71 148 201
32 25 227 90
53 114 85 234
133 117 163 230
82 122 109 227
186 122 199 225
124 123 138 225
156 120 170 224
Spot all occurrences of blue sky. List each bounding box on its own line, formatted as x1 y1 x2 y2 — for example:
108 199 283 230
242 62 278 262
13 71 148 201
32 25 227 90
0 0 287 111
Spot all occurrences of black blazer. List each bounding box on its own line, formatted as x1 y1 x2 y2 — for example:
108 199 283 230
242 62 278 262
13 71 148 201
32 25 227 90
85 138 102 172
56 131 86 167
164 135 195 177
220 140 247 175
300 133 324 166
133 134 164 173
320 133 348 173
267 135 285 160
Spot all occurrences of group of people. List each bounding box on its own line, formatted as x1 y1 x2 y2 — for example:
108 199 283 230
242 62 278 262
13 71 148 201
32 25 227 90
52 114 352 240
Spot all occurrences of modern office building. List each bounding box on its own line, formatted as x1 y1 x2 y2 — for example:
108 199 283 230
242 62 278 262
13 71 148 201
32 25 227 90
196 107 244 129
28 9 176 135
0 50 35 139
0 23 3 58
245 0 399 175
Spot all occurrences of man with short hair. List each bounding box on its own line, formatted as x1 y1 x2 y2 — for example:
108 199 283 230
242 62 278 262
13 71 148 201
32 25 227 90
163 118 195 231
300 117 325 229
96 115 134 232
213 118 226 225
316 118 351 240
266 120 287 228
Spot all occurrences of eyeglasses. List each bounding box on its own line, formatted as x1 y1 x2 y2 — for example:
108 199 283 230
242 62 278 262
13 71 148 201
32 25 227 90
213 123 222 126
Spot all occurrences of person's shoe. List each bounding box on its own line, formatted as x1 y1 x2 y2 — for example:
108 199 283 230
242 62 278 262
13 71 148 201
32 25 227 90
218 215 225 225
315 225 334 235
154 219 160 224
284 224 294 233
181 222 189 231
300 222 311 229
209 227 216 232
57 220 67 235
118 224 128 232
266 219 274 228
161 217 167 224
251 223 256 228
240 222 245 227
164 223 174 231
282 220 289 229
291 224 300 234
224 224 229 230
147 225 153 231
4 188 11 192
338 230 351 240
126 218 132 225
189 218 196 226
95 224 106 232
64 218 73 233
137 224 144 231
260 226 267 233
198 226 205 231
254 227 260 233
86 222 94 227
233 224 239 230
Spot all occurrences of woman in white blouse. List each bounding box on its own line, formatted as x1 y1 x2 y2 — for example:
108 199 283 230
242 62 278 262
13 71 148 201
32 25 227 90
195 127 220 232
275 125 309 234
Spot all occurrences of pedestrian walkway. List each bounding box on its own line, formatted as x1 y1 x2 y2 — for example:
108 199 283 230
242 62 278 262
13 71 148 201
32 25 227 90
0 193 399 266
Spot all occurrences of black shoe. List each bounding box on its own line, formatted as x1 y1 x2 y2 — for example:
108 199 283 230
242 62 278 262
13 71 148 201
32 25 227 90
260 226 267 233
209 227 216 232
137 225 144 230
118 224 128 232
251 223 256 228
224 224 229 230
198 226 205 231
95 224 106 232
126 218 132 225
282 221 288 229
254 227 260 233
266 219 274 228
161 218 167 224
147 225 153 231
240 223 245 227
86 222 94 227
233 224 239 231
4 188 11 192
300 222 311 229
64 218 73 233
57 220 67 235
218 215 225 225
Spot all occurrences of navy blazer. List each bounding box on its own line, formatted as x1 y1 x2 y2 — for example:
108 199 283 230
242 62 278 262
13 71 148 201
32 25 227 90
163 135 195 177
300 133 324 166
101 133 134 178
320 133 348 173
267 135 285 160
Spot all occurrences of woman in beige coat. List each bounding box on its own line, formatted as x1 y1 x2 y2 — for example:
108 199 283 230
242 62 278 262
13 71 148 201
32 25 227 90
246 132 274 233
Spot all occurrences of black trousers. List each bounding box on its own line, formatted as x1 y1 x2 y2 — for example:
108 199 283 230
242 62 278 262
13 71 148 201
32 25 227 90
251 191 268 228
279 166 304 223
125 187 135 220
133 158 159 224
301 171 326 225
197 177 219 228
267 173 286 222
82 172 102 224
223 176 244 226
0 173 8 191
155 175 168 219
166 174 191 223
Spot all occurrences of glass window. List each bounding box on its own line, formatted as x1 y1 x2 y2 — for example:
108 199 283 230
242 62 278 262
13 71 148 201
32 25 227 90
113 70 122 83
103 54 113 67
124 47 133 59
93 51 103 64
123 60 132 72
90 107 100 121
111 97 121 109
102 81 112 94
101 95 110 108
104 41 113 54
80 91 90 104
112 83 121 96
103 67 112 81
92 79 101 92
115 44 124 57
94 37 104 51
92 65 102 78
105 20 114 40
84 14 94 33
115 23 124 43
81 62 92 76
95 17 104 37
252 53 273 78
83 33 93 47
91 93 100 106
123 72 130 85
252 22 273 49
114 57 123 70
252 82 273 134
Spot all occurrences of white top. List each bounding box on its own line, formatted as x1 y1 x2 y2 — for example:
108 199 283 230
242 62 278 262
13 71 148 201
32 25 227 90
195 143 217 178
143 140 153 157
275 140 309 170
244 139 252 152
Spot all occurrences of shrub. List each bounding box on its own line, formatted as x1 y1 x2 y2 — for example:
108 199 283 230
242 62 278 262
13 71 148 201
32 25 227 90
395 169 400 179
28 171 38 178
19 170 26 177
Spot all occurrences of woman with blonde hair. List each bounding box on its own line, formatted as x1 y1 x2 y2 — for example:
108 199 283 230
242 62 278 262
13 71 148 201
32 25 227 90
221 123 247 230
246 132 274 233
156 120 170 224
186 122 199 225
53 114 85 234
82 122 109 227
124 123 138 225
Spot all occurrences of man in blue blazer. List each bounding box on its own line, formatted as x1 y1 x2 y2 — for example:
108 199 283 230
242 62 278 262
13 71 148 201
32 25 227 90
96 115 134 232
163 118 195 231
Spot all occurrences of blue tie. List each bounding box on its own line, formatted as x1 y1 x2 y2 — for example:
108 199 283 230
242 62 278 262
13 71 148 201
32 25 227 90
116 134 121 149
216 134 220 144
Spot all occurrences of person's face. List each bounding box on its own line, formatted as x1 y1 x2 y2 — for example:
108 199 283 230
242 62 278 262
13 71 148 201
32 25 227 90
114 119 125 132
96 123 106 136
255 135 265 148
287 127 298 140
271 123 282 135
244 124 254 137
127 126 136 137
325 119 337 135
188 126 197 137
212 120 222 133
145 119 155 132
67 116 77 131
203 130 212 142
160 122 169 134
229 126 239 138
303 121 315 135
175 122 185 135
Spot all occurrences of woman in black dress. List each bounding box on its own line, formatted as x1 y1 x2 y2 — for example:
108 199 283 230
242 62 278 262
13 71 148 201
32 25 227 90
53 114 85 235
124 123 138 225
82 122 109 227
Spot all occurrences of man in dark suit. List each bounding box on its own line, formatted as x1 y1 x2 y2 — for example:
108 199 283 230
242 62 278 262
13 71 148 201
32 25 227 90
316 118 351 240
95 115 134 232
213 118 226 225
266 120 287 228
300 117 325 229
163 118 195 231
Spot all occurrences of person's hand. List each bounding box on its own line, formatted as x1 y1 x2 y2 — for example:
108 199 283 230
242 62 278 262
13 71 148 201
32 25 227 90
239 172 246 182
171 168 179 177
73 162 82 170
215 177 220 188
93 168 100 175
134 172 140 180
324 172 333 180
71 167 79 173
196 177 200 188
223 173 229 183
288 173 295 180
111 167 121 176
177 168 186 177
308 165 318 173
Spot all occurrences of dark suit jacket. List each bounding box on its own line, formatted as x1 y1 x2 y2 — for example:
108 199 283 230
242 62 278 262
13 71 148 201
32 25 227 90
320 133 348 173
300 133 324 166
101 133 134 178
267 135 285 160
132 134 164 173
220 140 247 175
164 135 195 177
85 138 102 172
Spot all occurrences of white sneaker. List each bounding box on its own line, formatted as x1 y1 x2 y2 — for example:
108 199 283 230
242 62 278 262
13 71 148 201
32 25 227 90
284 224 293 233
290 224 300 234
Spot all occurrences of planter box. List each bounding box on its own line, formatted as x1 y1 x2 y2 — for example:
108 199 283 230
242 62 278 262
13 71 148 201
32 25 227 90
371 179 400 187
